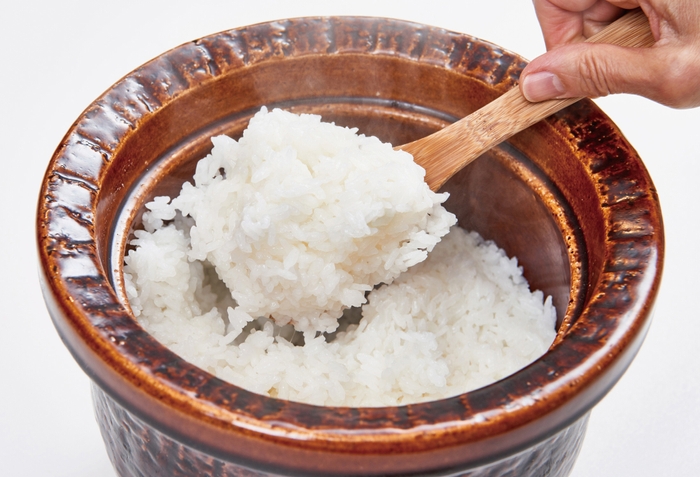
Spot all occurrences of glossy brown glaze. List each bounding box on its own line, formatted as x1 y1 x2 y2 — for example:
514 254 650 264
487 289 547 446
93 384 589 477
37 17 663 476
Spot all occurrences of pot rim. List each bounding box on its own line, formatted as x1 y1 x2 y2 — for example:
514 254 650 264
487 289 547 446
36 15 663 475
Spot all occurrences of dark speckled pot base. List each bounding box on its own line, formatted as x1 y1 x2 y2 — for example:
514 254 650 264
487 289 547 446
93 385 589 477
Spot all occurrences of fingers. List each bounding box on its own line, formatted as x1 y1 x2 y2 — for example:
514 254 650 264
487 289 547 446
526 0 700 108
533 0 590 48
520 42 700 108
533 0 630 48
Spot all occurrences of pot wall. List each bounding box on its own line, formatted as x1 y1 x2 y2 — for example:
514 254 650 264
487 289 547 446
93 384 589 477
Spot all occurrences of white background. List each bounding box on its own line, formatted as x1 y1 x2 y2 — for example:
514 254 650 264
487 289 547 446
2 1 699 475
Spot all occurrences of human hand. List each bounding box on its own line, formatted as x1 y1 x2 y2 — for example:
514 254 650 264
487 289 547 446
519 0 700 108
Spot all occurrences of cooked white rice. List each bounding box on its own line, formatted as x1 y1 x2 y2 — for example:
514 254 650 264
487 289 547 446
130 107 455 333
123 107 556 407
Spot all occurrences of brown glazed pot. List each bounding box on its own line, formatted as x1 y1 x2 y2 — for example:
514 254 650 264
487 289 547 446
37 17 663 477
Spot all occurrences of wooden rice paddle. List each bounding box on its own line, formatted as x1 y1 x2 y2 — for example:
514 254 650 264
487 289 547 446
400 9 655 191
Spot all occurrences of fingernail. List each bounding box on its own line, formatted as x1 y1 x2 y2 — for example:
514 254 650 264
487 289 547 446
522 72 565 102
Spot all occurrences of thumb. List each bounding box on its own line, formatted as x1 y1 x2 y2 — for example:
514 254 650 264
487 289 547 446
520 42 674 105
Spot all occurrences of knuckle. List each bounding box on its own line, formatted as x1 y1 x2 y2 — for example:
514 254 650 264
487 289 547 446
576 51 614 98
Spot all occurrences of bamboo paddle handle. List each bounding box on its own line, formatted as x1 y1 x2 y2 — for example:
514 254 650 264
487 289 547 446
400 9 655 191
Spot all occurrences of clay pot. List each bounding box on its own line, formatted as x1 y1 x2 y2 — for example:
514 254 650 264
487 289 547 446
37 17 663 476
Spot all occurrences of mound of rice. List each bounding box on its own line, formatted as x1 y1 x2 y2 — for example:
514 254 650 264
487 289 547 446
129 107 456 333
123 107 556 407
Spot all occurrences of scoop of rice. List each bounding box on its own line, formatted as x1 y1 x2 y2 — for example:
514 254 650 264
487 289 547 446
136 107 455 333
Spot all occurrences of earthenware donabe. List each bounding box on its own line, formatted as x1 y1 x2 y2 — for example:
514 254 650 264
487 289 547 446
37 17 663 477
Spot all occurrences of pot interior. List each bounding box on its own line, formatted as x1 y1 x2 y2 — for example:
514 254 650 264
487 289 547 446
106 91 583 335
